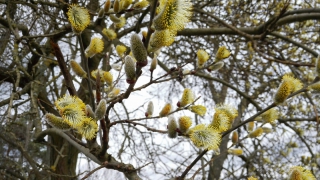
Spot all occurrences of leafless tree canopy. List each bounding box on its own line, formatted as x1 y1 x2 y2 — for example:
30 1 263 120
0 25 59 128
0 0 319 179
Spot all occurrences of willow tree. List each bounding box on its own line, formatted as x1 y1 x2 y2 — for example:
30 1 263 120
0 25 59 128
0 0 319 179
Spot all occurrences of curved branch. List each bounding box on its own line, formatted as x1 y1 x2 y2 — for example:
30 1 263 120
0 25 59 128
34 128 102 165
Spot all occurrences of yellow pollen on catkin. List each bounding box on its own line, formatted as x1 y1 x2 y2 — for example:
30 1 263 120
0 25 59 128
55 95 85 111
309 81 320 91
248 127 264 138
227 148 243 156
214 104 238 120
178 116 192 133
45 113 71 131
179 88 194 107
197 49 210 68
159 103 172 117
274 74 302 104
260 108 279 124
189 124 221 151
282 74 303 92
215 46 231 61
148 29 176 52
102 71 113 86
102 28 117 40
116 45 127 57
153 0 193 31
133 0 149 9
85 37 104 58
189 105 207 116
115 16 126 29
59 104 85 127
75 117 98 140
108 87 121 98
210 109 230 132
67 4 90 34
288 166 316 180
70 60 87 78
120 0 132 11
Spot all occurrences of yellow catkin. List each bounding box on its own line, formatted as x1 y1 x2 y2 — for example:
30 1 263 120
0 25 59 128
248 127 264 138
274 80 292 104
167 116 178 138
116 45 127 57
153 0 193 31
55 95 85 111
309 81 320 91
189 124 221 151
189 105 207 116
85 37 104 58
108 87 121 98
115 16 126 28
102 28 117 40
289 170 302 180
102 71 113 86
260 108 279 124
70 60 87 78
148 29 176 52
228 148 243 156
75 117 98 140
133 0 149 9
210 109 230 132
67 4 90 34
231 131 238 144
159 103 172 117
282 74 303 92
274 74 302 104
197 49 210 68
45 113 71 131
178 116 192 133
179 88 194 107
215 46 231 61
120 0 132 11
59 104 85 127
288 166 316 180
